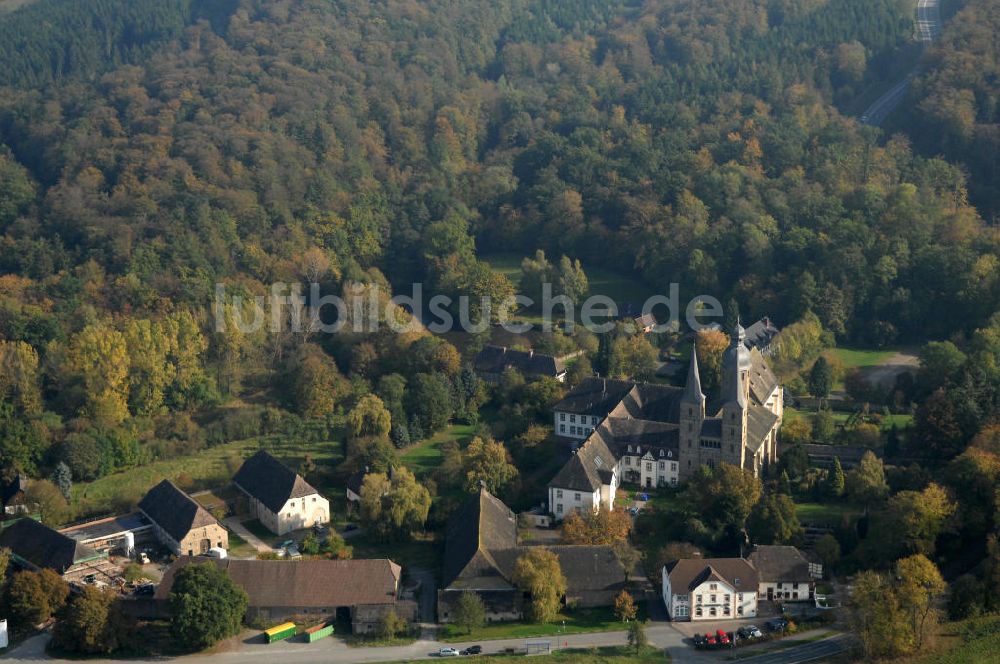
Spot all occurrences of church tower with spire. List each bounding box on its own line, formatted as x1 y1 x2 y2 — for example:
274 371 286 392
721 319 751 468
679 350 706 477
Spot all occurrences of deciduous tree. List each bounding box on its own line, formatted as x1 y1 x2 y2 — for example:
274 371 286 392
169 562 248 650
512 548 565 623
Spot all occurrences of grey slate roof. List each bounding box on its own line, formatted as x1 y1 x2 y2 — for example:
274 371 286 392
664 557 759 593
138 480 220 544
744 317 779 351
747 545 812 585
474 345 565 379
442 488 517 588
682 352 706 406
548 424 618 492
492 545 630 595
157 557 402 607
748 349 779 405
233 450 321 513
552 377 634 416
746 405 779 453
1 474 27 507
0 517 104 573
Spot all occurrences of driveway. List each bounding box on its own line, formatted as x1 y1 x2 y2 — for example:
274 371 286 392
223 518 273 554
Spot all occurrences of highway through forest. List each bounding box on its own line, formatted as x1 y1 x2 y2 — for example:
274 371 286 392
859 0 942 126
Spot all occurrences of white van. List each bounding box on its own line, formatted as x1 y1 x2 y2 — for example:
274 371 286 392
205 547 228 559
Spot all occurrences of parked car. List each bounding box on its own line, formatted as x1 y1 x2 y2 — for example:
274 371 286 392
738 625 763 639
313 523 328 535
716 629 730 645
692 634 707 648
766 618 789 632
705 634 717 647
638 493 650 501
460 645 482 655
279 539 296 549
438 647 460 657
134 583 156 596
628 506 640 515
204 547 228 559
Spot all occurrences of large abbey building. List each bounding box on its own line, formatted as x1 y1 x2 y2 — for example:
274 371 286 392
547 322 783 518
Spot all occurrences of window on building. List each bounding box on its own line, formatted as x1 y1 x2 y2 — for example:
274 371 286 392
710 607 717 617
570 414 576 423
724 606 731 615
574 493 581 501
711 595 717 603
290 502 295 508
710 584 717 590
695 607 702 617
659 462 665 470
645 463 652 471
560 424 566 433
671 462 677 471
556 490 563 498
560 413 566 421
556 504 563 513
624 457 631 466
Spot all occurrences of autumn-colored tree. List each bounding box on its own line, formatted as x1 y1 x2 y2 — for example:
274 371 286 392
463 437 518 495
613 590 637 622
894 554 945 650
63 322 131 423
512 548 566 623
347 394 392 439
561 506 631 545
695 329 728 392
359 466 431 541
53 586 132 654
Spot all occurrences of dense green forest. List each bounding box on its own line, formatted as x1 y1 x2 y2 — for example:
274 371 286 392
900 0 1000 221
0 0 998 512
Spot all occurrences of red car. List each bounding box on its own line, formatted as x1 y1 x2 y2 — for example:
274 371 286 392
716 629 730 645
706 634 717 647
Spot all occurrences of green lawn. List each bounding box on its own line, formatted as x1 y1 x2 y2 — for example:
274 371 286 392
348 531 442 571
481 253 657 309
242 519 279 544
388 645 665 663
225 530 257 558
400 423 477 479
439 607 645 643
72 437 261 514
915 617 1000 664
824 347 897 370
71 434 344 519
794 502 858 525
784 405 911 430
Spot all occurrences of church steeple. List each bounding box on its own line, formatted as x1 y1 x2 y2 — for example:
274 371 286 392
682 349 706 408
722 316 751 408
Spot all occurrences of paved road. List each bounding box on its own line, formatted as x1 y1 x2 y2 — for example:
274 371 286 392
2 627 851 664
733 634 853 664
859 0 941 126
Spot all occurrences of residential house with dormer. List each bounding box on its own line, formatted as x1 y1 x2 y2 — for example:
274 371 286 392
662 558 759 621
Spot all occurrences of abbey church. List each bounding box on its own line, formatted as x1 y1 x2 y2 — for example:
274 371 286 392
547 323 783 518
